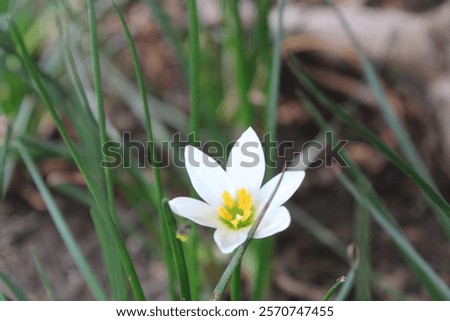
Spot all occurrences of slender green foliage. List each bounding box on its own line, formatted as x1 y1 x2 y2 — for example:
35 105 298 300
335 266 357 301
16 142 106 300
143 0 188 74
297 91 450 299
10 19 145 301
253 0 286 301
322 277 345 301
289 59 450 216
226 0 252 126
355 184 372 300
113 1 176 300
187 0 201 300
323 0 450 236
87 0 128 300
162 200 192 301
0 118 12 199
0 271 28 301
32 251 56 300
339 172 450 299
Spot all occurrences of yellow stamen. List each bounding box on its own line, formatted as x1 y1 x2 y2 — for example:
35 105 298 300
237 188 252 211
222 191 235 208
218 188 254 229
218 206 232 221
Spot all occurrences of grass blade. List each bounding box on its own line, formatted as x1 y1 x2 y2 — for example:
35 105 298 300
223 0 252 126
297 90 450 299
162 200 191 300
1 98 35 200
143 0 188 75
0 117 12 199
323 0 450 238
87 0 116 222
32 251 56 300
288 59 450 217
11 11 145 301
87 0 128 300
187 0 201 300
339 172 450 300
265 0 285 142
253 0 286 301
15 142 106 300
0 271 28 301
90 208 130 300
354 183 372 300
113 1 176 299
322 276 345 301
335 265 357 301
290 204 347 260
323 0 430 176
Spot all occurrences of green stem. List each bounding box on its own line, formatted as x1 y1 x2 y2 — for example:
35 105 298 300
322 276 346 301
162 200 192 300
187 0 201 300
228 0 251 126
254 0 286 301
230 260 241 300
0 118 12 199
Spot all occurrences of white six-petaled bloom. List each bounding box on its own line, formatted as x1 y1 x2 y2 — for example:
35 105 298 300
169 127 305 254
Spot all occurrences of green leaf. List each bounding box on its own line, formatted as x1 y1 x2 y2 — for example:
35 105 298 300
323 0 450 237
16 142 106 300
0 117 12 199
88 0 128 300
322 276 345 301
288 59 450 217
143 0 188 75
162 199 191 301
297 89 450 299
0 271 28 301
32 251 56 300
114 1 174 300
252 0 287 301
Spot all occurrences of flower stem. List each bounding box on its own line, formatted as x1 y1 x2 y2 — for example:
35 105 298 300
230 260 241 300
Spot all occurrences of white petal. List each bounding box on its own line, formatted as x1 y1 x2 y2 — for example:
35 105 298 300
226 127 265 195
213 228 249 254
254 206 291 239
255 170 305 210
185 145 235 207
169 197 220 228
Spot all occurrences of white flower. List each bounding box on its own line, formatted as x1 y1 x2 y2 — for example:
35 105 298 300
169 127 305 254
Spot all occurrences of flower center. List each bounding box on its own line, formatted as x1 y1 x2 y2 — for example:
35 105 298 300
218 188 255 229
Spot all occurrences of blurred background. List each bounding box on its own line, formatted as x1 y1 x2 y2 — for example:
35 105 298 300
0 0 449 300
